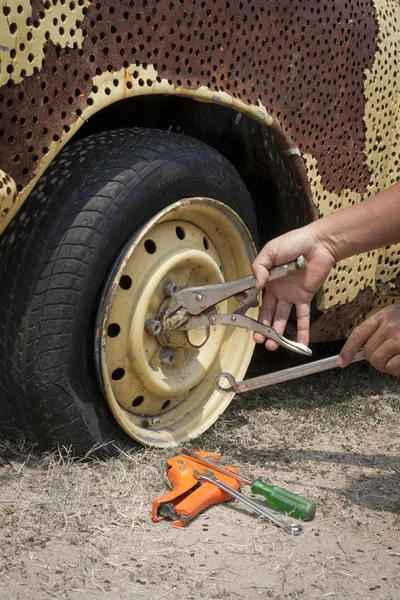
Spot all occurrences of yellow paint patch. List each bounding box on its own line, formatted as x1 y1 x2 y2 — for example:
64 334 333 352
0 0 89 86
303 154 378 309
85 64 274 125
0 168 17 220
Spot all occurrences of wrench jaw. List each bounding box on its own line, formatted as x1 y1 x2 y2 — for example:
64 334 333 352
165 295 312 356
214 372 238 394
283 523 303 536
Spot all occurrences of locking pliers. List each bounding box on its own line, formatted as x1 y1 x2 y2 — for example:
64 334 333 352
162 256 312 356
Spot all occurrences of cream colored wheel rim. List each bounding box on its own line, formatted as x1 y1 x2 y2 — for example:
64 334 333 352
96 198 257 447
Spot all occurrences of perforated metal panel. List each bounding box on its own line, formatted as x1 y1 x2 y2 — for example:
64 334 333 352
0 0 399 341
0 1 379 196
310 0 400 320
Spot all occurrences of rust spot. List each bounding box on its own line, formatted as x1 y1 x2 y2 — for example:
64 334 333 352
30 0 47 22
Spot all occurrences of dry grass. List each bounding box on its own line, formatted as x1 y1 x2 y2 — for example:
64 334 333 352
1 351 400 599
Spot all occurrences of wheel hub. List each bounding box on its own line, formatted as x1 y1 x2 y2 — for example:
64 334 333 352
95 198 257 446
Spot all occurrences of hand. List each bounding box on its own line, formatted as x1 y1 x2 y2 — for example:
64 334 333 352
252 226 336 349
338 305 400 375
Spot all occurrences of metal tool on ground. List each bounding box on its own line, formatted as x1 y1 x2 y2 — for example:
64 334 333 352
193 469 303 535
161 255 312 356
181 448 316 521
215 350 365 394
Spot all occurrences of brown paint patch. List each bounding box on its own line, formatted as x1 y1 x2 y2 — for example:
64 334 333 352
0 1 377 193
30 0 46 22
310 287 374 343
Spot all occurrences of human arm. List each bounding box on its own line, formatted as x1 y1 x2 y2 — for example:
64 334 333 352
252 181 400 350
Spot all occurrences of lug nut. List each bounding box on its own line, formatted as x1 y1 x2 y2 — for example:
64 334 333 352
159 348 176 366
145 318 162 336
164 279 180 297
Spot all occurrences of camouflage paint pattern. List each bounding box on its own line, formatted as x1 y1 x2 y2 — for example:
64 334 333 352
0 0 399 340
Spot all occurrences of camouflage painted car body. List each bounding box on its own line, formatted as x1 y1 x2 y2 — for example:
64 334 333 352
0 0 399 341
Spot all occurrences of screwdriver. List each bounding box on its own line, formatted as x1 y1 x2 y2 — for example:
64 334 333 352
182 448 316 521
194 469 302 535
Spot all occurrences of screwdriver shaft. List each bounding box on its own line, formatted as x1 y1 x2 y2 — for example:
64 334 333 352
194 470 302 535
181 448 251 485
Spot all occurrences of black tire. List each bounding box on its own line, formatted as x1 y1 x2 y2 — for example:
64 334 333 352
0 128 257 455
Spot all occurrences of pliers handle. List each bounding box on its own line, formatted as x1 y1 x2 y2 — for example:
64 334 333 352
166 255 306 317
163 255 312 357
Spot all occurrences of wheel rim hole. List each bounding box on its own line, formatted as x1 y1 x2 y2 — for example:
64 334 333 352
203 237 209 250
119 275 132 290
161 400 171 410
176 226 185 240
112 368 125 381
144 239 157 254
132 395 144 407
107 323 121 337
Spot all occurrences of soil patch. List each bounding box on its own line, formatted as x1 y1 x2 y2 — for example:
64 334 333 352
1 350 399 599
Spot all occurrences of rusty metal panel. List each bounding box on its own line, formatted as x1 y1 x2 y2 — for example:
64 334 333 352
311 0 400 319
0 1 378 195
310 288 374 343
0 0 399 341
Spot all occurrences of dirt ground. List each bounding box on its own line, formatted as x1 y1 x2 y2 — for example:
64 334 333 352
1 346 400 600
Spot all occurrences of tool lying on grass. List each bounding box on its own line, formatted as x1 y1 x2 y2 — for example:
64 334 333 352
181 448 316 521
215 350 365 394
153 450 310 534
193 469 302 536
160 255 312 356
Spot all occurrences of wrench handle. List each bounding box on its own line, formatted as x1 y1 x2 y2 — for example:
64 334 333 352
173 255 306 315
211 314 312 356
216 350 364 393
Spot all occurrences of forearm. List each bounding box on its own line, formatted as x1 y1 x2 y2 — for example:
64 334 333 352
308 182 400 261
252 181 400 351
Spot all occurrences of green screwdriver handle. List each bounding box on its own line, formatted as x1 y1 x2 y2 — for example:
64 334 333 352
251 479 316 521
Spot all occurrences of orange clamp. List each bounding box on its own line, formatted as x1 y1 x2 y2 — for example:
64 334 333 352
152 450 240 527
